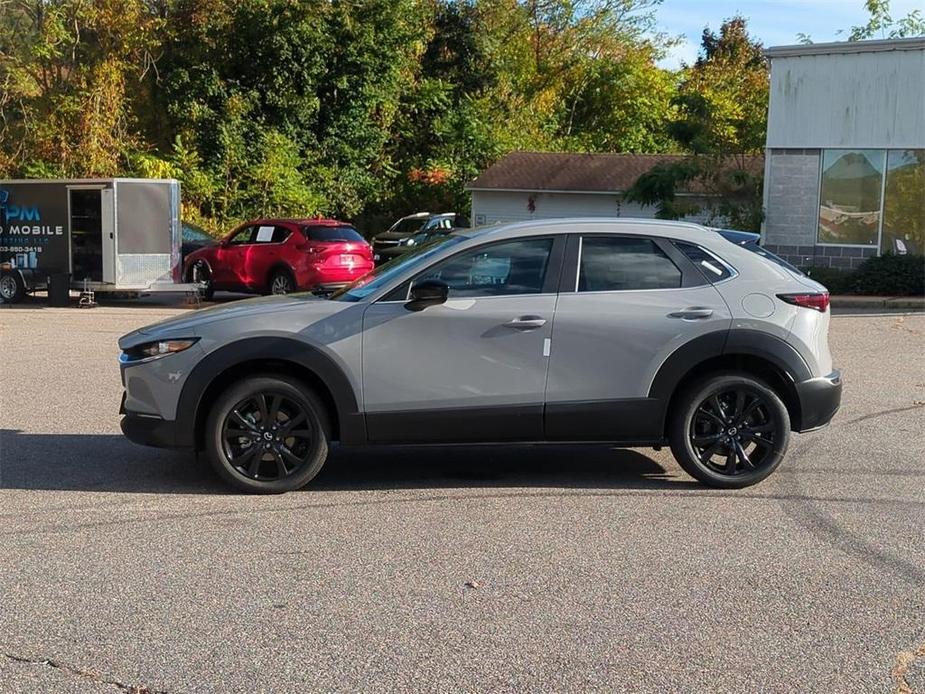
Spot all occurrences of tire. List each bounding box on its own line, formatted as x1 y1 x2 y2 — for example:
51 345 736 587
187 261 214 301
668 372 790 489
269 269 295 295
205 375 330 493
0 272 25 304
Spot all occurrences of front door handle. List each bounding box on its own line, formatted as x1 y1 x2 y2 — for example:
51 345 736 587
503 315 547 330
668 307 714 320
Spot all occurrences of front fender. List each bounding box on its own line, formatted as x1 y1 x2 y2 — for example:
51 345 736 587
174 335 364 448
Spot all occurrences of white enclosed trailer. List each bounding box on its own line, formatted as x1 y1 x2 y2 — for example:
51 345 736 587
0 178 184 303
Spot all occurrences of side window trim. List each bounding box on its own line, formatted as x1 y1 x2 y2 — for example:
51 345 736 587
379 235 566 302
562 233 704 293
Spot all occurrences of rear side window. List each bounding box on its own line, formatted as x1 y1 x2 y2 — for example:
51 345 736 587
303 225 365 242
742 241 804 275
674 242 734 282
578 237 682 291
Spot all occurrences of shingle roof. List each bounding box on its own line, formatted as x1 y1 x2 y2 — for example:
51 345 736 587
466 151 763 194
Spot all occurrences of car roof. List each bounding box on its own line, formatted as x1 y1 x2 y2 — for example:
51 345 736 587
452 217 719 244
249 218 351 226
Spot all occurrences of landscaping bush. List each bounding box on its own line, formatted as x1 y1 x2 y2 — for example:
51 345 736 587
804 255 924 296
851 254 925 296
804 266 855 294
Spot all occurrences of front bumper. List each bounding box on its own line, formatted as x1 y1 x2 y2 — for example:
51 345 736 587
121 412 180 448
794 369 842 432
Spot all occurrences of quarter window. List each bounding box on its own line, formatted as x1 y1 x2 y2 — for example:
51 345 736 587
674 242 733 282
414 238 553 297
578 237 682 291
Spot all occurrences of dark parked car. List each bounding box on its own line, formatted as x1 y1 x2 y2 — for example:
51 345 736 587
181 222 218 260
372 212 470 263
373 227 455 265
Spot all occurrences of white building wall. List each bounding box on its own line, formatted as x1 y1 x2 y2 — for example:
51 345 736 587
766 40 925 149
470 190 712 227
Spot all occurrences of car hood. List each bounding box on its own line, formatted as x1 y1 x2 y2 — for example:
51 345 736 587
118 294 348 349
374 230 417 241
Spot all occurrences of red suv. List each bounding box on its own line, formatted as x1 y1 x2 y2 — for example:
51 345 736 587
184 219 373 298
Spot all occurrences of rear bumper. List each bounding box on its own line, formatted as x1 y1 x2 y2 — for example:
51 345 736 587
794 369 842 432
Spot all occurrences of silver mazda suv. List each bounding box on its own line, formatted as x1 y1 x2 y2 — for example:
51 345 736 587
119 219 842 493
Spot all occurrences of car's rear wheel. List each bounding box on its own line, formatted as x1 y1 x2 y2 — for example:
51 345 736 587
0 272 25 304
669 373 790 489
187 261 214 300
269 269 295 295
205 375 330 493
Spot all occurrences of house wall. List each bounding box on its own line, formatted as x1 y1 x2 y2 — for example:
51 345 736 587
470 190 713 227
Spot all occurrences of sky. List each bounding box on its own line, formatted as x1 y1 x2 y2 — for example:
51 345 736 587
656 0 924 67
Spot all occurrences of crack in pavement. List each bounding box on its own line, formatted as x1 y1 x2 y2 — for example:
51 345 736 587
892 643 925 694
2 653 170 694
841 403 925 426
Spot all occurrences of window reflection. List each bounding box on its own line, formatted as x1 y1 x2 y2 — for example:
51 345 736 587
882 149 925 255
818 149 885 245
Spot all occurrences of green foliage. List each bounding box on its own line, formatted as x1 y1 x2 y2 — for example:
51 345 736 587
851 254 925 296
806 255 925 296
845 0 925 40
626 17 767 230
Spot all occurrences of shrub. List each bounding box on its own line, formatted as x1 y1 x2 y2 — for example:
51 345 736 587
804 267 855 294
852 254 925 296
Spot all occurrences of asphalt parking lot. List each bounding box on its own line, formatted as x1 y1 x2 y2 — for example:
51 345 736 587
1 298 924 693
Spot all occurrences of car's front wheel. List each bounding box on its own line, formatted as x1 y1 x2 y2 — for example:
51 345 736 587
669 373 790 488
205 375 330 493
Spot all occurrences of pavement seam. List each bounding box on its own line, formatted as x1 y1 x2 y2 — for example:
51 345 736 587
2 653 171 694
892 643 925 694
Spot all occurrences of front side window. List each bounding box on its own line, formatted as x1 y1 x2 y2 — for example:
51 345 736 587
579 237 682 291
227 226 255 245
882 149 925 255
818 149 885 245
414 238 553 297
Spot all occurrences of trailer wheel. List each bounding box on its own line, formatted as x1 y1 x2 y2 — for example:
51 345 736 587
0 272 25 304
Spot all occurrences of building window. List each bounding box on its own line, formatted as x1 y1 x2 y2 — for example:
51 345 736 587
818 149 885 246
882 150 925 255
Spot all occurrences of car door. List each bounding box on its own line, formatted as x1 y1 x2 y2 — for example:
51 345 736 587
242 224 290 290
362 236 565 443
213 225 255 289
544 233 732 441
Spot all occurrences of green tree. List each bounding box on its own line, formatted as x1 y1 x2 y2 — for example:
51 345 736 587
845 0 925 40
627 16 767 230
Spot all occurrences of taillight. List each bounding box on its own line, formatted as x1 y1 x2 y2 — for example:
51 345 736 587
777 292 830 312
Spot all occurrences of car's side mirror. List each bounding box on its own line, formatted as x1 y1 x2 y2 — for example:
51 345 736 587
406 279 449 311
219 238 229 248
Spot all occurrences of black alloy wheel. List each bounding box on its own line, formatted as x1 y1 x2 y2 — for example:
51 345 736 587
669 373 790 488
206 375 329 493
222 392 314 481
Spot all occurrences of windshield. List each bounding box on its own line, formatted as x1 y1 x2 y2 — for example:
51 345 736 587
388 217 426 236
330 235 465 302
182 222 214 242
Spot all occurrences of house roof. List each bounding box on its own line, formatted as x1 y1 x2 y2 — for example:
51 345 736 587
466 151 763 195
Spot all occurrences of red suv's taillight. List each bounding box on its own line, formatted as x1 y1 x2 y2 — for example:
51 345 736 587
777 292 830 312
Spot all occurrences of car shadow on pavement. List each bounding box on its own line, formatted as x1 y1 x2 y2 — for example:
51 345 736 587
0 429 696 494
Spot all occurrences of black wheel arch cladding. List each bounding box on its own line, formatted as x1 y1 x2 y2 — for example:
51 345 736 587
175 336 363 449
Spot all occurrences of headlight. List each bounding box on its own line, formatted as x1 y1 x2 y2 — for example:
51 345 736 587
400 237 416 246
125 338 198 361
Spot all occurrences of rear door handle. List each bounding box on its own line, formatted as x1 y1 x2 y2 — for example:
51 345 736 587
668 307 714 320
503 315 547 330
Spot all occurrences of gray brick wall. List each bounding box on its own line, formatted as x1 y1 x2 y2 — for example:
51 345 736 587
764 243 877 269
764 149 821 248
763 149 878 269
